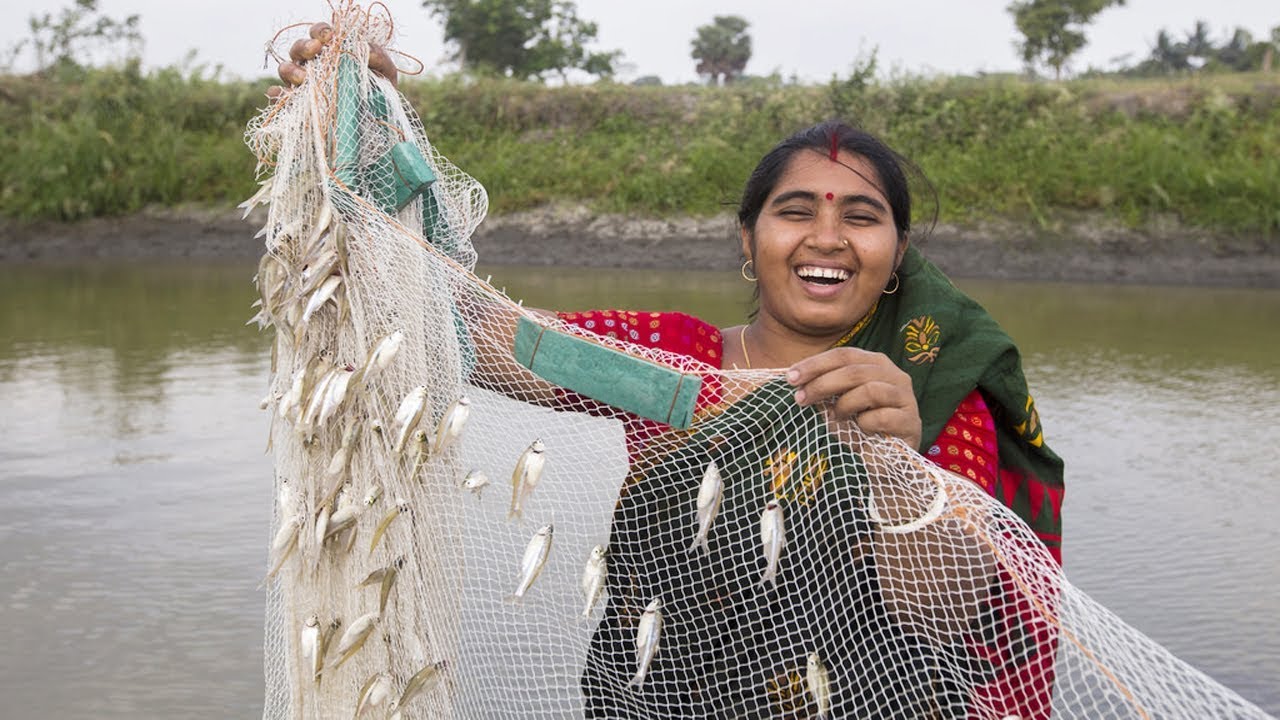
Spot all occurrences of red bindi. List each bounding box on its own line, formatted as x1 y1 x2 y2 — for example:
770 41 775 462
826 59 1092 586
825 192 835 201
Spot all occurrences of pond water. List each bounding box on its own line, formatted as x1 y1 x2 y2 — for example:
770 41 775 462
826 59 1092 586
0 261 1276 718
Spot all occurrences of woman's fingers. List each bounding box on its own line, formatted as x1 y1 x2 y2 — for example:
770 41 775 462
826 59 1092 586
275 22 397 88
788 348 922 448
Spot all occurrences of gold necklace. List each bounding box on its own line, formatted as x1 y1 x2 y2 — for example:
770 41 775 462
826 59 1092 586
739 300 879 370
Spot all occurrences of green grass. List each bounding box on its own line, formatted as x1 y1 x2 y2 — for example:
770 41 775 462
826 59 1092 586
1 66 1277 237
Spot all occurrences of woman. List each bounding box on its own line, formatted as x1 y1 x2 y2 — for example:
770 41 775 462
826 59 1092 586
550 122 1064 719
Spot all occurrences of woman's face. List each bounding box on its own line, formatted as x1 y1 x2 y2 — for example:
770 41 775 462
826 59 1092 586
742 149 906 340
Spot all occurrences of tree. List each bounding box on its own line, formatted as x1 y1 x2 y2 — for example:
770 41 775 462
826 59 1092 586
690 15 751 86
421 0 619 80
1007 0 1124 79
4 0 141 74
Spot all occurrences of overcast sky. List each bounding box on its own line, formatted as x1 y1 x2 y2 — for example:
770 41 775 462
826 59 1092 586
2 0 1276 82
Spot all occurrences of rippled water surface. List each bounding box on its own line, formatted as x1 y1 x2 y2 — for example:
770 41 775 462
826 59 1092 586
1 262 1276 717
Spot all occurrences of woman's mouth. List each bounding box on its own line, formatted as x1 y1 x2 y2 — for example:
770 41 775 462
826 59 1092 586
795 265 851 286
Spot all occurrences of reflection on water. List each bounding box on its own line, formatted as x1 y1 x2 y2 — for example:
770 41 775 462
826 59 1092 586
1 262 1277 717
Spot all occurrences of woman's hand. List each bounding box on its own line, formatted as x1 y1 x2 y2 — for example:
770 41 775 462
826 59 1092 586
787 347 922 449
272 21 398 93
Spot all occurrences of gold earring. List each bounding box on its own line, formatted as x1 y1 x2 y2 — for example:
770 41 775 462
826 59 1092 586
883 272 900 295
741 260 757 283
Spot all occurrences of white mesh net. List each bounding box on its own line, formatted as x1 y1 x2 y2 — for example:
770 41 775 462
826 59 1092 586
245 4 1275 719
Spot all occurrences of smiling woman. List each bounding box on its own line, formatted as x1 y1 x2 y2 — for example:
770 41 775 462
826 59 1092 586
534 121 1066 717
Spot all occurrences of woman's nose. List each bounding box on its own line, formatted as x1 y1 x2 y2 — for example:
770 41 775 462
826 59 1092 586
808 211 846 250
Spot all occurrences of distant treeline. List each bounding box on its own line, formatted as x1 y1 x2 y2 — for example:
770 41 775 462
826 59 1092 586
1 64 1277 237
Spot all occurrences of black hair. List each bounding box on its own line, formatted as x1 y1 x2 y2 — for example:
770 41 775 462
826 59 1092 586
737 120 935 247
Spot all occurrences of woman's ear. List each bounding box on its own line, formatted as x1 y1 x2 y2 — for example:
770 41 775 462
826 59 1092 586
740 225 753 263
895 232 910 268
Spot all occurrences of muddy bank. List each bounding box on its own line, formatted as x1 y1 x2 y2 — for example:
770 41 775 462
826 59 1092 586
1 204 1276 287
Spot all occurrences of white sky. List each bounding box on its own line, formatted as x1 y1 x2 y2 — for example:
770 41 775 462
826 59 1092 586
1 0 1276 82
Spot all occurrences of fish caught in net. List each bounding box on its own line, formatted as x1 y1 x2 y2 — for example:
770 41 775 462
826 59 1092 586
245 4 1275 718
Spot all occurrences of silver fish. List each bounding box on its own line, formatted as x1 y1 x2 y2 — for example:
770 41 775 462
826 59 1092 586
357 557 404 588
359 329 404 389
362 484 383 507
323 503 360 542
392 386 429 454
314 502 332 556
760 499 786 588
389 660 448 720
278 363 310 421
259 514 300 587
432 396 471 456
355 672 393 717
461 470 489 498
299 367 338 439
690 460 723 555
628 597 664 688
807 652 832 718
581 544 608 617
301 274 342 325
369 499 409 556
298 248 339 297
301 201 333 258
407 430 430 481
331 610 379 671
238 179 272 219
315 618 342 685
300 614 321 683
315 366 354 431
510 522 554 601
508 438 546 520
325 419 361 480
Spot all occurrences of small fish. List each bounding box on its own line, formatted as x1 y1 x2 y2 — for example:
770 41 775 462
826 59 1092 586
357 557 404 588
278 363 310 421
354 672 393 717
392 386 429 454
300 615 321 683
407 430 430 481
323 503 360 542
301 274 343 326
238 179 272 219
807 652 832 718
510 522 554 601
301 201 333 257
315 367 354 431
260 516 300 587
369 499 409 556
389 661 448 720
314 502 333 556
580 544 608 617
359 330 404 390
377 561 400 613
362 484 383 507
369 416 386 439
325 419 362 480
508 439 546 520
760 499 786 588
330 610 379 671
628 597 664 688
299 367 338 439
690 460 723 555
298 248 340 297
316 617 342 685
432 396 471 456
460 470 489 498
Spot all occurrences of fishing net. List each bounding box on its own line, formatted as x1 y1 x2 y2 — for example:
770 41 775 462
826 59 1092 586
246 4 1274 718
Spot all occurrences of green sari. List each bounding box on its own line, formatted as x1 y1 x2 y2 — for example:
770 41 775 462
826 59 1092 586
844 247 1064 558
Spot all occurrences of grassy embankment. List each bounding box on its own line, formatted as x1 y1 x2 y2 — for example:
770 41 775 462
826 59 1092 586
0 65 1277 238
